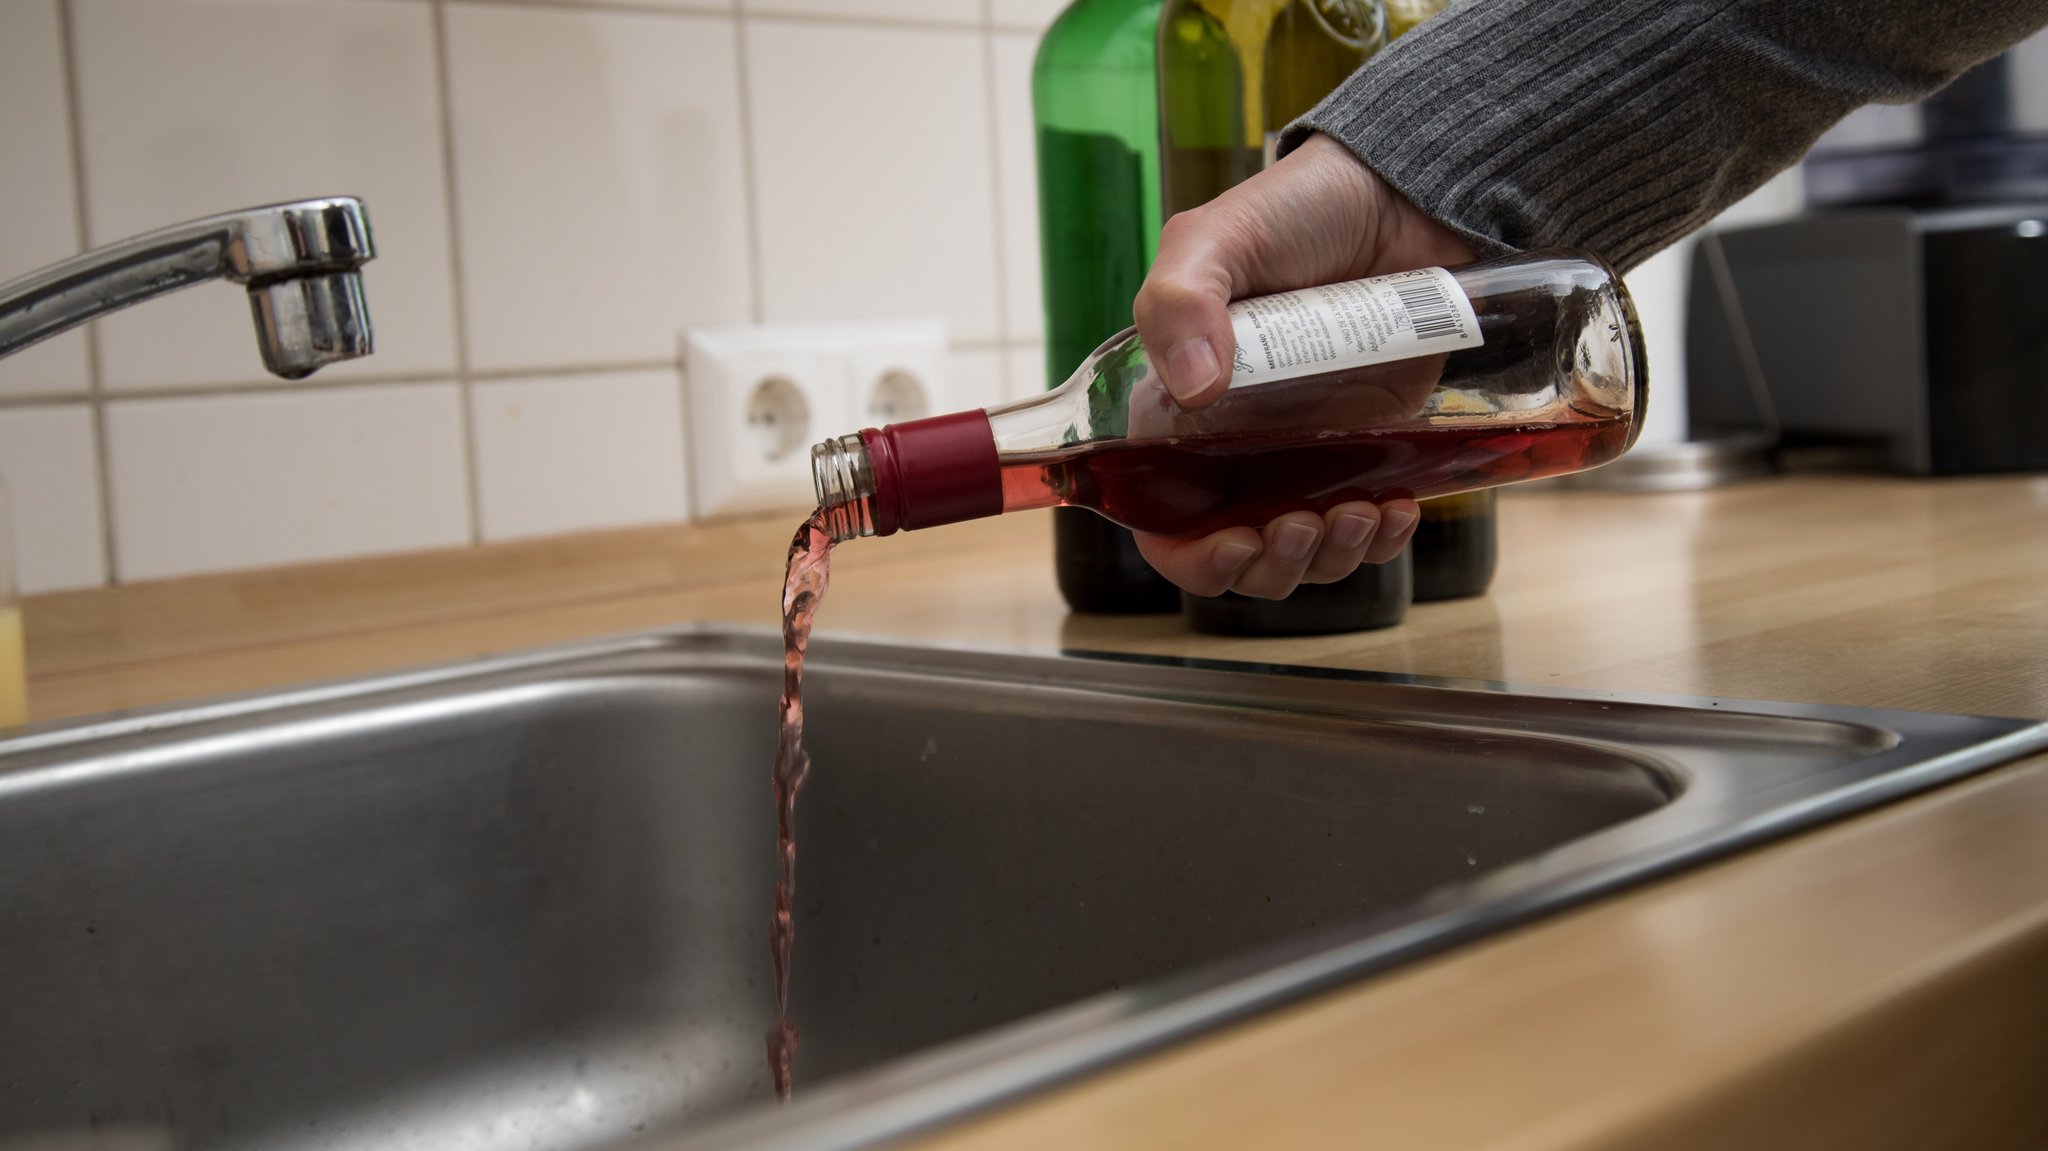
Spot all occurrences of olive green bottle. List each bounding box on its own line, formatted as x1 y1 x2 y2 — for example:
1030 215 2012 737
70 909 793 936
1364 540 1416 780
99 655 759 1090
1158 0 1396 635
1157 0 1388 218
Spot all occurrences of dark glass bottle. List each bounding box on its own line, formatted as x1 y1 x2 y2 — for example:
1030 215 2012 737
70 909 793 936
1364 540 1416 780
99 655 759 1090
1411 489 1499 601
1035 0 1182 613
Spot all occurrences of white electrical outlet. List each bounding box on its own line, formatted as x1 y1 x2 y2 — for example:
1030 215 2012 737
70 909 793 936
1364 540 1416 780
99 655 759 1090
840 320 950 426
681 319 948 520
683 330 843 520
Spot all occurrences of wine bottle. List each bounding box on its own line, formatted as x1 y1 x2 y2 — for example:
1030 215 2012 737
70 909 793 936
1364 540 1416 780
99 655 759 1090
1157 0 1393 633
1034 0 1183 614
810 250 1647 547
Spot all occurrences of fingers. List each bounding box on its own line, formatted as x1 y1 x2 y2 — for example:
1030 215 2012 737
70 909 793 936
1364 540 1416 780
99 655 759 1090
1232 513 1326 600
1133 525 1263 599
1131 513 1324 601
1133 498 1429 601
1132 209 1240 410
1365 499 1422 565
1301 502 1383 584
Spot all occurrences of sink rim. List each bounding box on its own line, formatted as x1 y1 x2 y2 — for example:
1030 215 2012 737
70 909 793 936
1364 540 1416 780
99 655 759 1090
5 625 2045 1151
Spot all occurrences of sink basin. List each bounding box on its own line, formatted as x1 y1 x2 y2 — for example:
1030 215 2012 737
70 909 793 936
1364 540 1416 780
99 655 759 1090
1 628 2041 1151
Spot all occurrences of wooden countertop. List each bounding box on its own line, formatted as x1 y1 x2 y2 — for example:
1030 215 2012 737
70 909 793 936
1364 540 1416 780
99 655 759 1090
21 473 2048 1147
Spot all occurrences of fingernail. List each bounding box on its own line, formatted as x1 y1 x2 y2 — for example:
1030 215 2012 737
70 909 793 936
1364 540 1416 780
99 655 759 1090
1164 338 1221 402
1383 508 1419 538
1212 541 1259 574
1273 521 1319 562
1332 513 1376 551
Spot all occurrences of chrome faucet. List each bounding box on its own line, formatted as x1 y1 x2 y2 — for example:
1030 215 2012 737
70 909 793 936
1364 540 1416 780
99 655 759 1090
0 197 375 380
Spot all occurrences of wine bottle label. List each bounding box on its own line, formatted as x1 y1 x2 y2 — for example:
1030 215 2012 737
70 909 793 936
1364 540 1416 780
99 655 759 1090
1225 266 1482 389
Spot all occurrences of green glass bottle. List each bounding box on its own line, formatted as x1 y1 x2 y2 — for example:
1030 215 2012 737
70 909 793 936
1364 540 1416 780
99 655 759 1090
1034 0 1183 614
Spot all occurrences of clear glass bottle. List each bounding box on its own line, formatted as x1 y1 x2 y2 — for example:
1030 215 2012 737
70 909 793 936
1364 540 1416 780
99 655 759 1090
811 250 1647 546
1035 0 1183 614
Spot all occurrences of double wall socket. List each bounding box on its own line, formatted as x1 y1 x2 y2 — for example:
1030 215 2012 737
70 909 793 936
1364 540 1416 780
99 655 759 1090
682 319 949 519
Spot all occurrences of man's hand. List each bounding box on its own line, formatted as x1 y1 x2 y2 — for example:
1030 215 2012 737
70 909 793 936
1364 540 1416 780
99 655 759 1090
1130 133 1476 599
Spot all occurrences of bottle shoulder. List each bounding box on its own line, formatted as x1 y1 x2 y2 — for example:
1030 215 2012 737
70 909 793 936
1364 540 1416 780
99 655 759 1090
1039 0 1165 66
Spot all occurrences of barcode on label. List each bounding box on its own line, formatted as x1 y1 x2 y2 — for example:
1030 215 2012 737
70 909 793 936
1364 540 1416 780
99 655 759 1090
1393 279 1462 340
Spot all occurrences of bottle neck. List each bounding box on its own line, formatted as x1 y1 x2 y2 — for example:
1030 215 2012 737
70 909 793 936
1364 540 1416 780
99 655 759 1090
811 410 1005 543
810 433 878 543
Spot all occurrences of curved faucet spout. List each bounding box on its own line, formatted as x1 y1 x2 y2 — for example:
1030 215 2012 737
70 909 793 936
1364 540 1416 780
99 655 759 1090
0 197 376 380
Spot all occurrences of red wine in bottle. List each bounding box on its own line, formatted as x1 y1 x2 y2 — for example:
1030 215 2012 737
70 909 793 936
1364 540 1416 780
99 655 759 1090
808 251 1647 553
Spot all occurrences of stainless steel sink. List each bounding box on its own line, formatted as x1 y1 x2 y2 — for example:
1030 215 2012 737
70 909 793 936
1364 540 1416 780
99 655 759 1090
2 628 2041 1151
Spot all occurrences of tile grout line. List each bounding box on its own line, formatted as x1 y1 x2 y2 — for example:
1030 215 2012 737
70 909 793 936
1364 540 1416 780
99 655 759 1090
445 0 731 20
430 0 486 547
0 359 691 408
439 0 1036 35
0 346 1072 409
732 2 768 325
742 7 979 31
977 0 1017 399
53 0 121 588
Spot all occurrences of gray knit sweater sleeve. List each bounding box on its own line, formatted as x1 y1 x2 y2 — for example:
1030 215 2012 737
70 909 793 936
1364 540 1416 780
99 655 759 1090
1282 0 2048 269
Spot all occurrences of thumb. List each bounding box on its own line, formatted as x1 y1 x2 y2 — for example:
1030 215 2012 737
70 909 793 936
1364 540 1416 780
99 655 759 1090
1133 207 1246 411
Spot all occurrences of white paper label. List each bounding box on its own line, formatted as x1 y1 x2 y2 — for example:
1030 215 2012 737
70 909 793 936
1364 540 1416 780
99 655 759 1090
1224 266 1483 389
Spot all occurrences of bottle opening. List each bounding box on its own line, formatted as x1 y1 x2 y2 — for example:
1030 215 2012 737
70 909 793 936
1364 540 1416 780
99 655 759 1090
810 433 877 543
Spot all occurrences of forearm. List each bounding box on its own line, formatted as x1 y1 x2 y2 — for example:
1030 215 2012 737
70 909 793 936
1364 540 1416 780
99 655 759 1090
1284 0 2048 269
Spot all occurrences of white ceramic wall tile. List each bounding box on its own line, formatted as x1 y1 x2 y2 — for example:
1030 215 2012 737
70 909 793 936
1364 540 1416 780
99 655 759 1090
105 384 470 581
990 32 1042 342
445 6 752 372
743 0 979 26
1006 344 1047 401
540 0 732 12
991 0 1067 31
71 0 457 390
748 22 1003 341
470 369 690 542
0 0 90 398
0 405 107 592
949 348 1008 410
